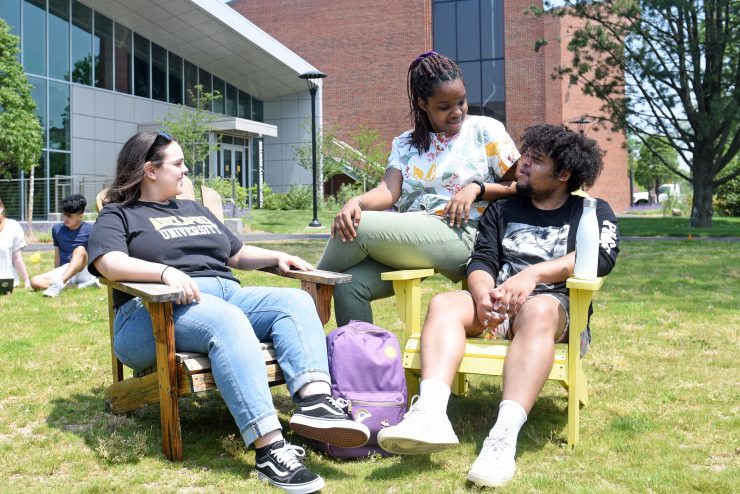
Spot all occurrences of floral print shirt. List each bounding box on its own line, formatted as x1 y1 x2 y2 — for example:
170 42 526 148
387 116 520 220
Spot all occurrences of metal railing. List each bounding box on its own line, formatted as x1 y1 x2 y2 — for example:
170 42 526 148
0 174 110 220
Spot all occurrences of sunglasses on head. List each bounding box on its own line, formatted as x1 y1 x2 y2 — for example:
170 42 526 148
145 131 174 162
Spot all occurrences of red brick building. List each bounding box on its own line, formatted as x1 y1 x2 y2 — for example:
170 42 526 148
230 0 629 211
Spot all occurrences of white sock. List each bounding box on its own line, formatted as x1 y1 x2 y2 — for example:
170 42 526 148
490 400 527 443
418 378 451 415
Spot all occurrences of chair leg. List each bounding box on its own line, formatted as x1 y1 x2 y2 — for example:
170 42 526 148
567 368 580 448
146 300 183 461
405 369 420 405
577 366 589 407
451 372 468 396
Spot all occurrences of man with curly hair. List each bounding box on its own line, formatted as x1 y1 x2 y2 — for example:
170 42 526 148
377 124 620 487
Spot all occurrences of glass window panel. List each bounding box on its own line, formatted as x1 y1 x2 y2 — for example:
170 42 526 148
432 2 456 59
133 33 149 97
151 42 167 101
28 76 47 148
71 0 92 85
93 11 113 89
223 149 232 178
48 80 70 150
184 60 198 107
199 68 212 109
114 22 131 94
238 90 251 119
481 0 504 60
1 0 21 37
168 52 183 104
49 151 70 176
481 59 505 102
212 76 225 114
456 0 480 62
22 0 46 76
221 135 233 144
459 61 481 106
48 0 70 81
252 98 263 122
226 83 237 117
233 137 244 146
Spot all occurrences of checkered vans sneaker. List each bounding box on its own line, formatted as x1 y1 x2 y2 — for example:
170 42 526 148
254 440 324 494
290 394 370 448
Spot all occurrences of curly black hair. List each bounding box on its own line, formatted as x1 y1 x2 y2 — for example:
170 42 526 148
60 194 87 215
520 124 604 192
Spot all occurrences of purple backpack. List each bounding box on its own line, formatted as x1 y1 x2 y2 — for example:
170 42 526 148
318 321 407 458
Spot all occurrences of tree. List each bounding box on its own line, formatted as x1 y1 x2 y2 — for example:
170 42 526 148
634 135 679 194
160 84 221 184
535 0 739 227
0 19 43 179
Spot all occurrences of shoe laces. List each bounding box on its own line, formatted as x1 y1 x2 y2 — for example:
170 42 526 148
325 395 349 413
271 443 306 472
478 428 514 461
403 395 428 419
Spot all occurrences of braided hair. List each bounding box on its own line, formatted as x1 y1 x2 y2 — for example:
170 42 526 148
407 51 464 154
521 124 604 192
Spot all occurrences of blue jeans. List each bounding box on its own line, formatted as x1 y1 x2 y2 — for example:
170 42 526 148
113 276 330 446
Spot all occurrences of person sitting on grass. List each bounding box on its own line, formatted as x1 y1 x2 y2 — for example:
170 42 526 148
377 124 620 487
0 196 31 289
30 194 100 297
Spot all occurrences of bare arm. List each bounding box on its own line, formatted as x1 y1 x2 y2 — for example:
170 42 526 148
93 251 201 305
227 245 313 272
12 250 31 288
331 168 403 241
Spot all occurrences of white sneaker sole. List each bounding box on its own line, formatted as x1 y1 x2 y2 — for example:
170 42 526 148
257 472 325 494
466 464 515 487
377 429 459 455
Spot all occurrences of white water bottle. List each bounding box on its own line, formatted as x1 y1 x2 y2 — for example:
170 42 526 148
574 197 599 280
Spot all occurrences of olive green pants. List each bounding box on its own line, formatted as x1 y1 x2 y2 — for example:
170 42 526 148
316 211 477 326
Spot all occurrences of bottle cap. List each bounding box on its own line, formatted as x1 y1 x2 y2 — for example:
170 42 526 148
583 197 597 208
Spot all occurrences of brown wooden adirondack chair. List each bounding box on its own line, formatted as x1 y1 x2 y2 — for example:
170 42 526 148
96 178 349 460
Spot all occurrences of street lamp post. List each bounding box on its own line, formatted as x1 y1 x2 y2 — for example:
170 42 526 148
299 70 327 228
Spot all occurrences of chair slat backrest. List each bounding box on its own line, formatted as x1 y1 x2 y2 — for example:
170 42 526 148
200 185 224 222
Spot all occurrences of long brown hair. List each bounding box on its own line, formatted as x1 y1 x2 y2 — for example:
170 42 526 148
104 131 174 205
407 52 464 154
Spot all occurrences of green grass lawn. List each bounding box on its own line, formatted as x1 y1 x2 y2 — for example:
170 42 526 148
245 208 740 238
1 241 738 493
618 216 740 237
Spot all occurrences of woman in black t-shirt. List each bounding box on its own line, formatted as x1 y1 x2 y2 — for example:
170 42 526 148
88 131 368 493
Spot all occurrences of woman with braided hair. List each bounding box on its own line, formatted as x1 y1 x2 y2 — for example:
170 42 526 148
318 51 520 325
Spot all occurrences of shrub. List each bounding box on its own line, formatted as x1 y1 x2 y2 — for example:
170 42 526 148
714 175 740 217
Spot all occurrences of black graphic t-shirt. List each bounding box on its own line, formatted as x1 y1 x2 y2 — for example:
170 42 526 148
88 199 243 308
466 194 619 295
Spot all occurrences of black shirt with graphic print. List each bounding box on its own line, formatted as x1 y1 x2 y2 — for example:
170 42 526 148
87 199 243 308
466 194 619 295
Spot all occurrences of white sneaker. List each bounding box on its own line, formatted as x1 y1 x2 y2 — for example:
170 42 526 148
76 277 102 289
466 427 517 487
43 280 65 298
377 396 459 454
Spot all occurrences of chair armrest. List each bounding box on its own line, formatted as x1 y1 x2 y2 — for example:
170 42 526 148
566 277 605 292
259 267 352 285
100 278 182 303
381 269 436 282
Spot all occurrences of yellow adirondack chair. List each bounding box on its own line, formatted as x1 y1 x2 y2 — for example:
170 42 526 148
381 269 604 447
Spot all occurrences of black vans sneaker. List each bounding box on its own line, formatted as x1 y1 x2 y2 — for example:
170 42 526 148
289 394 370 448
255 440 324 494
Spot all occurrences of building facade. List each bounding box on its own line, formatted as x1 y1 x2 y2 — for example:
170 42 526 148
1 0 322 219
231 0 630 212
